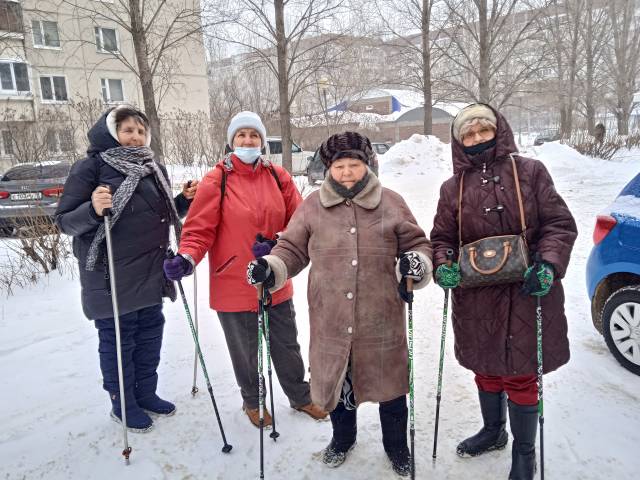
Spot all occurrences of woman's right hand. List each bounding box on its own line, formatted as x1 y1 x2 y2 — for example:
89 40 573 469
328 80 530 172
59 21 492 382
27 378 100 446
91 185 112 217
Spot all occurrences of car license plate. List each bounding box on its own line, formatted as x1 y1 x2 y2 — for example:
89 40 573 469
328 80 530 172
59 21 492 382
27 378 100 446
10 192 42 201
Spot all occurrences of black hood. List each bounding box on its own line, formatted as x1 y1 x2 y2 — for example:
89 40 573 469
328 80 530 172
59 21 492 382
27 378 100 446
87 108 119 155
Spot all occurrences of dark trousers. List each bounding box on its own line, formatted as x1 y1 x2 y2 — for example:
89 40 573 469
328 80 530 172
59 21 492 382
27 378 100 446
474 373 538 406
331 395 409 454
94 304 165 405
217 299 311 409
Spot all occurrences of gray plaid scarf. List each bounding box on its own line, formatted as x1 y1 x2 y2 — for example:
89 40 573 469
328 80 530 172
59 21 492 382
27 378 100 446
85 146 182 271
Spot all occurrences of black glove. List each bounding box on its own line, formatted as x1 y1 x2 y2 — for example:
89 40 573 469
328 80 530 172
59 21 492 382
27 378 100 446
398 277 414 303
246 258 275 289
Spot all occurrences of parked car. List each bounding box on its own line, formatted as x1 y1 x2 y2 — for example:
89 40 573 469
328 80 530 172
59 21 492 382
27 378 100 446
372 142 391 155
265 137 314 175
0 161 71 235
586 172 640 376
533 130 561 146
306 146 381 185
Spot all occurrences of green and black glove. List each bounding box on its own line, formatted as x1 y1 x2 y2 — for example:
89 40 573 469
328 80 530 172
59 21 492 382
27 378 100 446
435 263 461 289
521 261 554 297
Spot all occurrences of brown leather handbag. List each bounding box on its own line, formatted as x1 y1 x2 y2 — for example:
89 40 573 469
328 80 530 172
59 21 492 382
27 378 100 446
458 154 530 288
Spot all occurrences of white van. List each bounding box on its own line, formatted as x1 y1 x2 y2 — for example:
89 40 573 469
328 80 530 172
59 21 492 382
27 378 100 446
265 137 314 175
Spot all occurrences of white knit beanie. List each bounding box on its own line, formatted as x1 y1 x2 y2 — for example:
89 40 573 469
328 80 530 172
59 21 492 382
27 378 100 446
227 111 267 148
452 104 497 141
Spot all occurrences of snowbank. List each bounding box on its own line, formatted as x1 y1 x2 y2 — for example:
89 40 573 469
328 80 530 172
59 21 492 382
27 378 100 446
379 134 451 177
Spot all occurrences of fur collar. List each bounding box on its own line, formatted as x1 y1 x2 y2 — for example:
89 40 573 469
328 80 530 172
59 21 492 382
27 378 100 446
319 168 382 209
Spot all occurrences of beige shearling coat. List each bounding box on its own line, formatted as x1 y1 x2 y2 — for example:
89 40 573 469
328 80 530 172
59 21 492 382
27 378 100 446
265 172 432 412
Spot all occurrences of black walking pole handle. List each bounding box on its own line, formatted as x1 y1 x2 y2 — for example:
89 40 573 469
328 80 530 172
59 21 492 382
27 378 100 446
445 248 454 266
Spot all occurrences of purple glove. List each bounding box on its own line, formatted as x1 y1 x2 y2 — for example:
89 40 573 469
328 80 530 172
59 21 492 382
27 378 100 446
163 254 193 281
252 233 277 258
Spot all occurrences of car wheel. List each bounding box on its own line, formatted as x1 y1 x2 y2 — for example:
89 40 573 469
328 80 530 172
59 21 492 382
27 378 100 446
601 285 640 376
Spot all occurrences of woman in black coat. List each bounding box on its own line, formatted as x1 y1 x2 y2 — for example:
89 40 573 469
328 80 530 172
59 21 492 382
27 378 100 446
56 105 197 432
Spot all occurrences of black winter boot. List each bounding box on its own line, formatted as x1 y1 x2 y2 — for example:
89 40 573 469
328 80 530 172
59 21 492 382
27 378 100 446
322 402 357 468
508 400 538 480
380 396 411 477
457 390 509 457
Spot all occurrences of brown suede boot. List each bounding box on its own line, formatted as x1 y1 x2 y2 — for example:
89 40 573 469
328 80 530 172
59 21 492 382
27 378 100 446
243 405 273 428
295 403 329 420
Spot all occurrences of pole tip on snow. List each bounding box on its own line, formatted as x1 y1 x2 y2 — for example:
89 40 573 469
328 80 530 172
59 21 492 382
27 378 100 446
122 446 132 464
222 444 233 453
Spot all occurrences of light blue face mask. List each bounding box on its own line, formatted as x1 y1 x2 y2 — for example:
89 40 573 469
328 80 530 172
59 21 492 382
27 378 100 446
234 147 261 164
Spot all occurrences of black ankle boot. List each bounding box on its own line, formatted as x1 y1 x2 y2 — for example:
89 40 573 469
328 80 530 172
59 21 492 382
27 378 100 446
508 400 538 480
457 390 509 457
380 396 410 477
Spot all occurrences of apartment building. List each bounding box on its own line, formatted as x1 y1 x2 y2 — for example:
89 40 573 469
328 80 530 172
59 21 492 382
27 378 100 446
0 0 209 168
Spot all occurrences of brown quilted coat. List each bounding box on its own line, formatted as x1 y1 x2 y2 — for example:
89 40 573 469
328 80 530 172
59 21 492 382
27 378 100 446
430 106 578 376
266 173 432 412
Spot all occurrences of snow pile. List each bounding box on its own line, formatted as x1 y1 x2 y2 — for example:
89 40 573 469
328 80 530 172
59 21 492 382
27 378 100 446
379 134 451 177
610 195 640 219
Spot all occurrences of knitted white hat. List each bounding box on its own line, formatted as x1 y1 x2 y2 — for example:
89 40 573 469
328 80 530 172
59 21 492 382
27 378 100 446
452 104 497 141
106 104 152 147
227 111 267 148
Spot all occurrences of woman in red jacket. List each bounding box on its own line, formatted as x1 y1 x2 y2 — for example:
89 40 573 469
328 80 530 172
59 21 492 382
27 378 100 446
162 111 326 426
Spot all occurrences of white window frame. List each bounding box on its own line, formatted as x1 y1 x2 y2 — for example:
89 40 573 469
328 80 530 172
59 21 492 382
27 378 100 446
100 78 125 103
31 19 61 49
0 58 32 96
39 74 68 103
95 26 119 54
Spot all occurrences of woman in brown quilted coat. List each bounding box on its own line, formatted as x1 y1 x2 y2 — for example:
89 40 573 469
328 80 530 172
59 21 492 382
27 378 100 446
246 131 432 477
430 104 577 480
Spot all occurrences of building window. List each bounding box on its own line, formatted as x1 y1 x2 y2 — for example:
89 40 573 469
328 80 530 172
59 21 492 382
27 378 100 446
39 75 68 101
101 78 124 103
1 130 14 155
94 27 118 53
0 1 22 33
0 61 30 94
45 129 74 154
32 19 60 48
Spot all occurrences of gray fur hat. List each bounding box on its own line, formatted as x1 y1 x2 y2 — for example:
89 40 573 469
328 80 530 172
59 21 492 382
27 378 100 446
452 104 497 141
318 131 376 168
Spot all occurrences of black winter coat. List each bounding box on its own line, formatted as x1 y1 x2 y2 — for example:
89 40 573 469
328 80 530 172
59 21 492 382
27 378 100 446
55 110 190 320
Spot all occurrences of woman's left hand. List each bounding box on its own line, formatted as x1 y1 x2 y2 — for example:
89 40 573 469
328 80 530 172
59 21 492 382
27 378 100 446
182 180 199 200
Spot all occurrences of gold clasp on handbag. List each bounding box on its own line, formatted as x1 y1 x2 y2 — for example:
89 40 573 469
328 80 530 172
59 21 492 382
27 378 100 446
469 242 512 275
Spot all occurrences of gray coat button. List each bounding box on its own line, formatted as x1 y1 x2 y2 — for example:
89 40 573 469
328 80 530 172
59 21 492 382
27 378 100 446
346 292 354 299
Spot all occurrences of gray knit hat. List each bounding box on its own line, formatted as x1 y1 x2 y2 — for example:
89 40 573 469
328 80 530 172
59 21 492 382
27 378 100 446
318 131 376 168
227 111 267 147
452 104 497 141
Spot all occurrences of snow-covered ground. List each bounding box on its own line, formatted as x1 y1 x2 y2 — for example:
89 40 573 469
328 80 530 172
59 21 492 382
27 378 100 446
1 137 639 479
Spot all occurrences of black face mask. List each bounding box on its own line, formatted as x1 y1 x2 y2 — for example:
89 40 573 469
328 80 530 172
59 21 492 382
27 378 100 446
463 137 497 156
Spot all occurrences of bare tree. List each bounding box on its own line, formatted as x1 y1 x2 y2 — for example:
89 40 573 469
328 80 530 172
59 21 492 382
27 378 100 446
578 0 610 135
604 0 640 135
542 0 585 137
64 0 212 160
374 0 448 134
210 0 348 172
439 0 549 107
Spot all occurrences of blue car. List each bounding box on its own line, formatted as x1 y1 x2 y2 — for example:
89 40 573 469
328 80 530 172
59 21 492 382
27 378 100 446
586 172 640 376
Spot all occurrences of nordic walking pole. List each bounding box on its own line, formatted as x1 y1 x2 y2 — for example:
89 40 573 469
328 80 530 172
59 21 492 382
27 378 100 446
432 248 454 461
257 285 266 479
406 276 415 480
262 288 280 441
536 296 545 480
103 207 132 464
191 269 199 397
168 251 232 454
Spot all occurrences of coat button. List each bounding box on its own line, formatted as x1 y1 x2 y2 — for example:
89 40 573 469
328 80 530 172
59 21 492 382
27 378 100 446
346 292 354 299
351 259 358 266
345 200 352 206
350 227 356 234
161 218 166 223
347 326 353 334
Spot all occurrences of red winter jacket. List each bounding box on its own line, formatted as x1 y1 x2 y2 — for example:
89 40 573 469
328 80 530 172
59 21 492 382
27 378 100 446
178 154 302 312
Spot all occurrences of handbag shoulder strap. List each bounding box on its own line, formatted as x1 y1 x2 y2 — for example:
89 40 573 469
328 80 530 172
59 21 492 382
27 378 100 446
457 171 465 248
457 155 527 246
510 154 527 234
